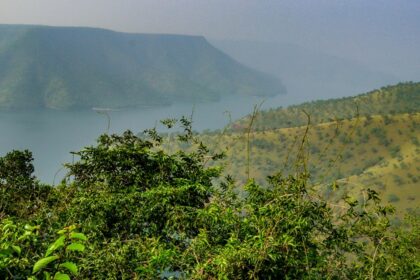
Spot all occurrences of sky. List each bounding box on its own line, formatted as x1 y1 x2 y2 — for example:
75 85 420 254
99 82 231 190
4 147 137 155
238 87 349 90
0 0 419 79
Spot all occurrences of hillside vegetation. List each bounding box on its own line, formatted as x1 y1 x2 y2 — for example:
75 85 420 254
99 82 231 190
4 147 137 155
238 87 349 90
1 121 418 279
168 82 420 216
192 113 420 216
231 82 420 131
0 24 285 109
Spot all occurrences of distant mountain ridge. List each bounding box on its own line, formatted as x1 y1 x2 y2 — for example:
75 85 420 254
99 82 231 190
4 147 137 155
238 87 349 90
0 25 286 109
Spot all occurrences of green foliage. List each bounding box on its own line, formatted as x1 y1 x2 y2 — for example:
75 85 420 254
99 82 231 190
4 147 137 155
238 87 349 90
183 182 419 279
0 120 419 278
0 220 41 277
31 225 87 280
57 128 221 242
0 150 51 218
33 256 59 273
0 220 87 279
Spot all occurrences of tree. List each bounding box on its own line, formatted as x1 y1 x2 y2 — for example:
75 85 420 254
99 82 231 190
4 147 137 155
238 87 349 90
0 150 49 218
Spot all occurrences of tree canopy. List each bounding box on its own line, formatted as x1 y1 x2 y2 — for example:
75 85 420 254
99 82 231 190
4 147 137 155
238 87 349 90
0 120 418 279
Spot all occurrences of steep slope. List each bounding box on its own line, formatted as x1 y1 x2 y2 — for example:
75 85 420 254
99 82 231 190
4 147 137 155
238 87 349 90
0 25 286 109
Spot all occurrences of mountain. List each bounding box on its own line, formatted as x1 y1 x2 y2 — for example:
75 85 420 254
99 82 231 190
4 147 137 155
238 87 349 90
211 40 398 102
0 25 286 109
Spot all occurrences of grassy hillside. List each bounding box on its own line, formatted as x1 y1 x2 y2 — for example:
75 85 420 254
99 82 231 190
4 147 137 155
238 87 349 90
0 24 286 109
231 82 420 131
191 113 420 215
164 83 420 216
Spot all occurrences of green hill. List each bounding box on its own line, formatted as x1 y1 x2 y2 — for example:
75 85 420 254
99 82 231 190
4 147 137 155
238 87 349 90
195 113 420 215
231 82 420 132
169 82 420 216
0 24 286 109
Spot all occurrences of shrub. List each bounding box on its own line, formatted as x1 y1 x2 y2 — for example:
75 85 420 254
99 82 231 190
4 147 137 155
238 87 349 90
0 150 50 218
389 145 401 158
0 124 419 279
388 193 400 203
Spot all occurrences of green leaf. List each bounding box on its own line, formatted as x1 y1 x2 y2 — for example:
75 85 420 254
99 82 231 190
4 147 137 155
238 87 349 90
59 262 78 275
46 235 66 257
11 245 21 255
33 255 59 273
24 224 38 231
2 223 15 231
66 243 85 252
70 232 87 241
0 248 13 256
57 229 67 235
53 272 70 280
44 271 51 280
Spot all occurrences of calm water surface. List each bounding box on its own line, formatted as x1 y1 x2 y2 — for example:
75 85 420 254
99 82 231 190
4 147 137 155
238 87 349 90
0 94 306 183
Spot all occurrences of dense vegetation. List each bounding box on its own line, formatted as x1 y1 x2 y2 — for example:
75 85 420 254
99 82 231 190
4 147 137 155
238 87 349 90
0 24 285 109
1 117 419 279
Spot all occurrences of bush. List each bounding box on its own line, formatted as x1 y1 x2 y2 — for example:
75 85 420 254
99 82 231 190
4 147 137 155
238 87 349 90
389 145 401 158
1 124 419 279
0 150 50 218
388 193 400 203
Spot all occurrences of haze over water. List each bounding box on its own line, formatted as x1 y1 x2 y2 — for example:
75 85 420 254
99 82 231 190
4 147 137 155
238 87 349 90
0 94 302 183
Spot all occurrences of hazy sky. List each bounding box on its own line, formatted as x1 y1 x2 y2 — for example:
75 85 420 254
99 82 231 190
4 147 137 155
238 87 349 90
1 0 419 79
